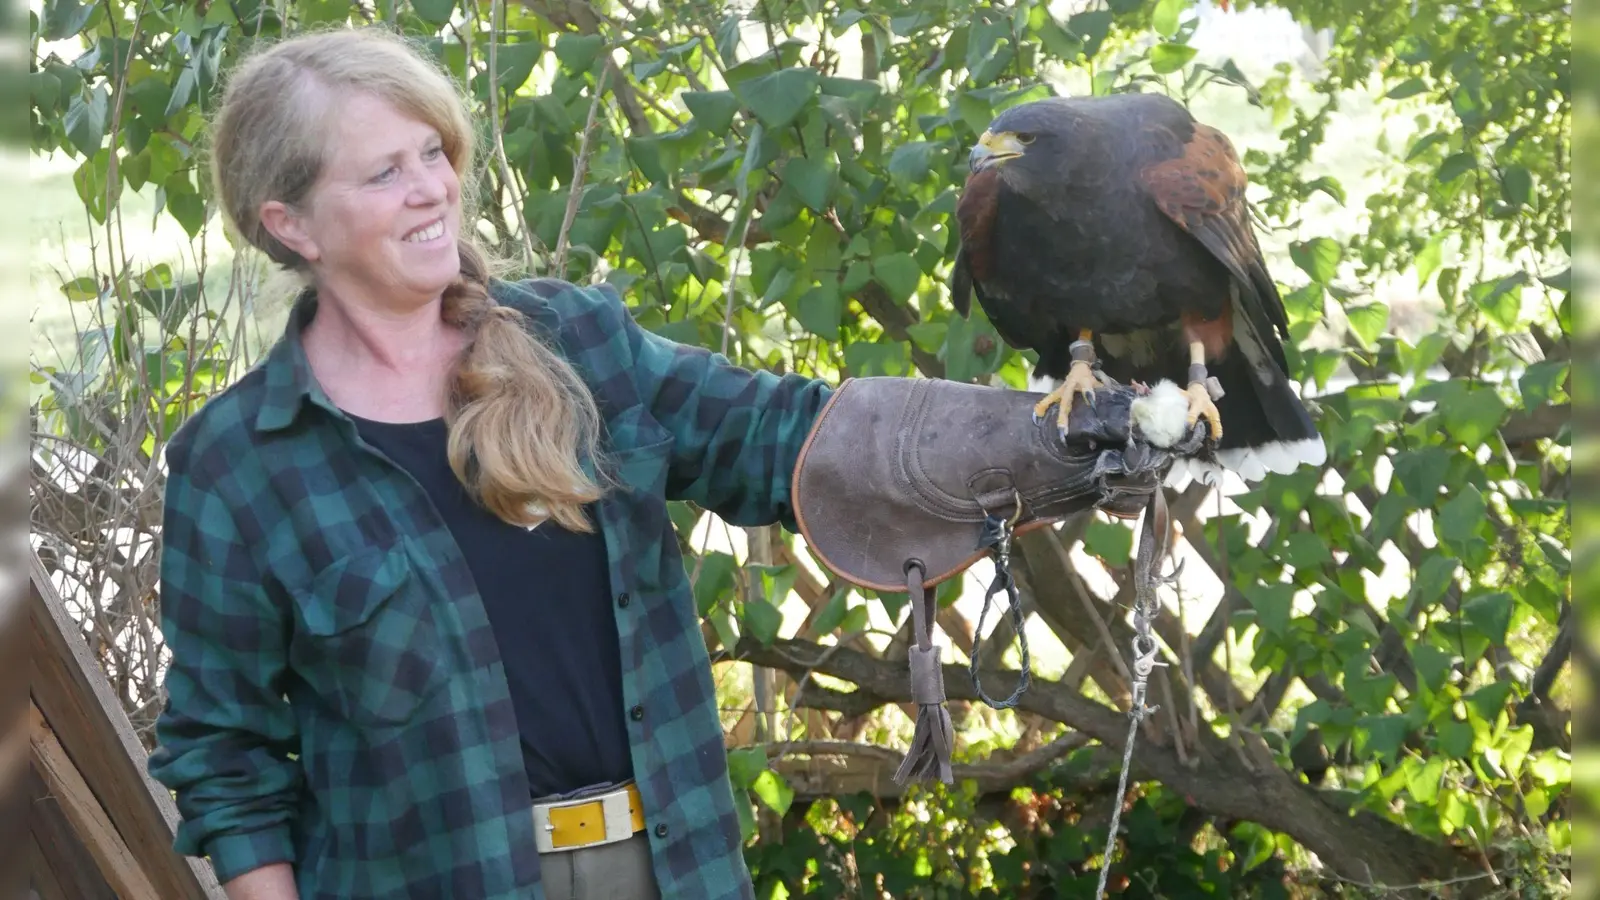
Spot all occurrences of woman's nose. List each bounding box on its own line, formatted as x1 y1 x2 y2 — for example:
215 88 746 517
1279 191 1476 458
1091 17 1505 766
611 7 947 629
410 167 449 204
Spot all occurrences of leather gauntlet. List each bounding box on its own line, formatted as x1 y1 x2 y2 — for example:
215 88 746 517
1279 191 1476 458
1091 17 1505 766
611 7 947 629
788 375 1204 786
790 375 1196 593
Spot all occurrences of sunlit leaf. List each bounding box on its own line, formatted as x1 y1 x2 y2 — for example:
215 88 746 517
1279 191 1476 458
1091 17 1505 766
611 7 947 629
732 67 820 130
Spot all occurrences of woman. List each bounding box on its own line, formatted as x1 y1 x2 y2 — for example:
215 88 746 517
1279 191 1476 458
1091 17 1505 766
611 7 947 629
148 26 803 900
148 24 1167 900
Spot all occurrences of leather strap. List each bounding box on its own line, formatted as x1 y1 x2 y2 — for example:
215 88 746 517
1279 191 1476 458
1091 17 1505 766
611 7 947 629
893 560 955 785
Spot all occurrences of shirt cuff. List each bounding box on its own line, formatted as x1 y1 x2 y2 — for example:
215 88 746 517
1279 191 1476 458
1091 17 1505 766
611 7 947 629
203 825 296 885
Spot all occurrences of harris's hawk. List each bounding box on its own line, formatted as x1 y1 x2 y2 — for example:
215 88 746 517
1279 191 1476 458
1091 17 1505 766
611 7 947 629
950 92 1325 485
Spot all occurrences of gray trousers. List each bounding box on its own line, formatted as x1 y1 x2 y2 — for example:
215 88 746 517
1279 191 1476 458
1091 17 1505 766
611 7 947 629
539 831 661 900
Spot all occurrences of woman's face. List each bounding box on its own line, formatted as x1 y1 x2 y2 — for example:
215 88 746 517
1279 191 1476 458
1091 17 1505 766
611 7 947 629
263 91 462 311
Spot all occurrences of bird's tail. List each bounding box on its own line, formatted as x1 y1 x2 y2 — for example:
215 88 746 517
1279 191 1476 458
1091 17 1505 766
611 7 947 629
1169 327 1326 487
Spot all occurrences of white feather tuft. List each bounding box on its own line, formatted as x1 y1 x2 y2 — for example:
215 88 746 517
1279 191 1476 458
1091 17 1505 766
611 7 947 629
1128 379 1191 447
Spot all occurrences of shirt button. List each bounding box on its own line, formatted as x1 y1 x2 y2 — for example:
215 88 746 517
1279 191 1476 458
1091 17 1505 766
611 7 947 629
654 823 669 838
630 704 644 721
617 592 630 607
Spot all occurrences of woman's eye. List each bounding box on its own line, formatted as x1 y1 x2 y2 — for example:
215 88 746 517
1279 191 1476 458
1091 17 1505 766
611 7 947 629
424 145 444 160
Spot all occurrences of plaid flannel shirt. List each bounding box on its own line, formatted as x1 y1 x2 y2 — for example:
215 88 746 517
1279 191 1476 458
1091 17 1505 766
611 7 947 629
148 277 833 899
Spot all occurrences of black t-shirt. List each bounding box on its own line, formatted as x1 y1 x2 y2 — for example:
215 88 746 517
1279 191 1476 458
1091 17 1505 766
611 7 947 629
348 414 633 798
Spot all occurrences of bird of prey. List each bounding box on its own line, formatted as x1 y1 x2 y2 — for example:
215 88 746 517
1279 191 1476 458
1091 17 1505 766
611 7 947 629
949 92 1326 484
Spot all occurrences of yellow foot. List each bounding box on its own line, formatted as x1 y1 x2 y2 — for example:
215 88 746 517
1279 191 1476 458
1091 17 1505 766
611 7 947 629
1033 361 1104 436
1186 380 1223 441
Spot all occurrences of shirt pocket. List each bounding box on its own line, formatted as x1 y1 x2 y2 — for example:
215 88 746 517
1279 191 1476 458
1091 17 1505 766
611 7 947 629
287 542 450 729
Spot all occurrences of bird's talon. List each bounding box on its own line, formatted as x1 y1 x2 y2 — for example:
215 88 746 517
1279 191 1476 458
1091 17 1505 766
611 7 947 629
1185 381 1223 442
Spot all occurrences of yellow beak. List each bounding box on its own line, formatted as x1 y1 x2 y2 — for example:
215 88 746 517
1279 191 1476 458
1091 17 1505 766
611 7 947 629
969 130 1027 171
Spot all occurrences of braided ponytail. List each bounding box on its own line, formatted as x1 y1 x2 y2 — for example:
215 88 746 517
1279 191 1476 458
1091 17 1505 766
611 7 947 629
441 243 607 532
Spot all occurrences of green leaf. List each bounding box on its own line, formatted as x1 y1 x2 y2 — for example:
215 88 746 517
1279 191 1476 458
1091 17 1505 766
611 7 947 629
1344 302 1389 349
1415 231 1447 287
1440 388 1505 447
943 303 1003 382
1289 237 1341 283
1411 642 1457 694
1437 720 1475 759
1409 556 1459 613
732 67 820 130
1152 0 1186 36
42 0 94 40
1466 681 1513 725
1519 359 1568 408
488 41 542 94
743 596 783 645
1357 714 1410 764
750 769 794 816
792 283 842 340
411 0 454 24
1385 77 1429 99
1407 755 1445 803
1501 165 1532 206
1467 272 1526 331
1437 485 1485 546
1282 532 1331 570
554 33 605 73
1437 152 1475 183
727 746 767 787
682 89 740 134
811 589 850 635
1149 42 1197 74
780 155 834 212
1392 446 1449 500
1084 517 1133 566
1066 11 1114 59
873 252 922 304
693 551 739 614
1243 583 1293 636
887 141 936 185
64 84 108 156
1304 175 1346 205
1461 591 1513 646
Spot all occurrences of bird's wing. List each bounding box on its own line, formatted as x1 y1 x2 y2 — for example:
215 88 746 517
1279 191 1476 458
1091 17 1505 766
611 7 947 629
1137 123 1290 344
951 167 1003 317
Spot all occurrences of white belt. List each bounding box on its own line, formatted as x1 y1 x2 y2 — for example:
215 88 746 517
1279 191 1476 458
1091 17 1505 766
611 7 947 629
531 781 646 853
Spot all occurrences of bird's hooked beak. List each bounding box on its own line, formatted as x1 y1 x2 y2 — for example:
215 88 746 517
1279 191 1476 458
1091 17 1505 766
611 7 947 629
969 130 1028 171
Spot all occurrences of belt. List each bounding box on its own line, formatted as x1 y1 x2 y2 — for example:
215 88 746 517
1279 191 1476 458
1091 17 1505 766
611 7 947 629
531 781 646 853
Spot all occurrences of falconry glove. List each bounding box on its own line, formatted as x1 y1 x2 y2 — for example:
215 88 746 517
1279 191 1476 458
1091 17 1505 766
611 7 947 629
789 375 1205 784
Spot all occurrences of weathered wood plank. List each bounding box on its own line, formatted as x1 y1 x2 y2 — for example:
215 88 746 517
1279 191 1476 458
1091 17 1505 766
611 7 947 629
28 764 118 900
29 552 226 900
30 700 162 899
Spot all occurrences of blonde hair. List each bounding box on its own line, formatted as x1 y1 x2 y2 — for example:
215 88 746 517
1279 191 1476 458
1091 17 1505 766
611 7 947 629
208 26 606 532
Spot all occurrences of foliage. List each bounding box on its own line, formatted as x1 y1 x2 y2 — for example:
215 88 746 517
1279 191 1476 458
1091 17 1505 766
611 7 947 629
29 0 1569 895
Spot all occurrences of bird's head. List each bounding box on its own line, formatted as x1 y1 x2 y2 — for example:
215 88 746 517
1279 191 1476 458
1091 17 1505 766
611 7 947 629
967 100 1074 185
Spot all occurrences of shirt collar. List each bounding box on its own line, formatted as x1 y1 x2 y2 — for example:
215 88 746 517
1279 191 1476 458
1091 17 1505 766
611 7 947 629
251 279 557 434
254 288 339 433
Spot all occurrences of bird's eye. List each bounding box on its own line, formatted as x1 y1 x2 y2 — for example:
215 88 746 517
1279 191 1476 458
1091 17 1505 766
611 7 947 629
1017 133 1036 144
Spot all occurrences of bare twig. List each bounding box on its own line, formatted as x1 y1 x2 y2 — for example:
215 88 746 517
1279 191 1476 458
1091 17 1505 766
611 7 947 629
552 65 611 278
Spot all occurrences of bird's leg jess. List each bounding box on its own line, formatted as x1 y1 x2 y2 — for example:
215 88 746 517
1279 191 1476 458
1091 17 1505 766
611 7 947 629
1185 340 1224 441
1032 330 1105 436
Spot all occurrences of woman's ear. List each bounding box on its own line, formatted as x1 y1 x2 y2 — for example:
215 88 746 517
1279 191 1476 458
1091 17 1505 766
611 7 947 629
260 200 321 262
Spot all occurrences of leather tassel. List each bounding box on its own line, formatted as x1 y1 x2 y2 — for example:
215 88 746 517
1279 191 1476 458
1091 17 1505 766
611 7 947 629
893 562 955 785
894 644 954 784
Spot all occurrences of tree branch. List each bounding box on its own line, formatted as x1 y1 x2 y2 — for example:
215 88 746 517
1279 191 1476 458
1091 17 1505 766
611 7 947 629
735 634 1483 895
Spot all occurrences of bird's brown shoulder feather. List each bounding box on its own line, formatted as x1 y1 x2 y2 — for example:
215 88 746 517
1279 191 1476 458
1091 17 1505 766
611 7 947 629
1138 123 1249 240
955 167 1002 282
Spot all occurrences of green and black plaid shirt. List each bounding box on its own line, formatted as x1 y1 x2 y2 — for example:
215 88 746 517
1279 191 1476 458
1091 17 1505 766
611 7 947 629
148 277 832 899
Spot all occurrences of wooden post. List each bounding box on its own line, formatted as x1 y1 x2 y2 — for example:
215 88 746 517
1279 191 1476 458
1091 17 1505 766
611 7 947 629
29 551 226 899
